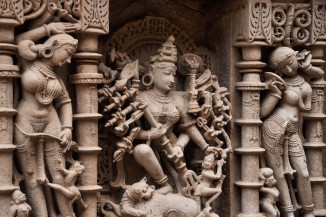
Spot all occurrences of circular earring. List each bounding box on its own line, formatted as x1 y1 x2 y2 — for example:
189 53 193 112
142 73 154 87
41 46 53 58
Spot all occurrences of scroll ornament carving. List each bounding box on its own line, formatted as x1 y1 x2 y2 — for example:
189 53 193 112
99 36 232 217
261 46 324 217
238 2 326 46
0 0 108 33
271 4 312 46
0 0 81 24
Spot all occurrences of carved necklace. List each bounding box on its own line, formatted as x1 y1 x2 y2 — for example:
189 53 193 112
146 89 175 124
32 60 57 79
32 60 59 105
147 89 173 104
284 75 304 88
284 75 311 111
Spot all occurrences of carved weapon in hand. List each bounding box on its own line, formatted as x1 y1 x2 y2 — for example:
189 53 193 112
99 60 139 103
105 101 142 127
113 127 141 163
196 116 223 147
178 54 202 114
114 107 146 137
111 127 141 189
103 88 138 112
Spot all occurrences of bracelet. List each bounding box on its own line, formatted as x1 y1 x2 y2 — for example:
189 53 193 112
147 132 151 141
176 144 184 151
304 64 312 71
202 144 209 151
61 125 73 130
43 24 51 37
271 93 282 99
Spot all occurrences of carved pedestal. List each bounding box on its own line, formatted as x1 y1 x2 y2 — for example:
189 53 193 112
234 44 266 217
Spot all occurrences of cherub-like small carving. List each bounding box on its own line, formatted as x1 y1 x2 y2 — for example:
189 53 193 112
259 168 280 217
9 190 32 217
195 153 226 217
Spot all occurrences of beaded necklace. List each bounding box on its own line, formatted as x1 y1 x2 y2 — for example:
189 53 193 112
32 60 59 105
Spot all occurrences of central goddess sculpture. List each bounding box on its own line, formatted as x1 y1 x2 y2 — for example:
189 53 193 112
99 36 231 217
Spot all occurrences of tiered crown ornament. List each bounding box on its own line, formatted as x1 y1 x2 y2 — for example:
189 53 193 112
150 35 177 64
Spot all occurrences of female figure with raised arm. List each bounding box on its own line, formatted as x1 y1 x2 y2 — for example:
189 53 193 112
15 32 78 217
261 46 324 217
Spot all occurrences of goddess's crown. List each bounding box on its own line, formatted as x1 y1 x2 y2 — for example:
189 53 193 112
150 35 177 64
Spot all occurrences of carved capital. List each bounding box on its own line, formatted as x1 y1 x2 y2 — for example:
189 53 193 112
80 0 109 34
237 0 273 45
311 0 326 44
0 0 24 25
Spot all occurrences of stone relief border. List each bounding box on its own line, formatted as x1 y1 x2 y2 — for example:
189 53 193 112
0 0 325 216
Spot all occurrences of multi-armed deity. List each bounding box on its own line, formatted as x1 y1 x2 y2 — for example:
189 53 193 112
99 36 231 217
261 46 324 217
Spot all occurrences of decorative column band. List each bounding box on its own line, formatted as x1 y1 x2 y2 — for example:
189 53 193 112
0 185 18 193
70 74 104 84
73 113 103 120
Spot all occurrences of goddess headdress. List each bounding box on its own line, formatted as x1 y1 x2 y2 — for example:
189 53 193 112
150 35 177 66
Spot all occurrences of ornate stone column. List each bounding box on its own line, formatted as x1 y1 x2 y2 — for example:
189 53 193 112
304 46 326 216
71 34 103 217
304 1 326 215
70 1 109 216
234 44 266 217
0 3 23 215
234 0 271 216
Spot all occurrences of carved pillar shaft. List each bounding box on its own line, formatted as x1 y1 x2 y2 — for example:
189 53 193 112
234 45 266 217
0 23 19 214
304 46 326 216
71 33 103 217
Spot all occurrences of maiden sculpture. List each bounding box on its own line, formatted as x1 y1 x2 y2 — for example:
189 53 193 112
15 32 78 217
261 46 324 217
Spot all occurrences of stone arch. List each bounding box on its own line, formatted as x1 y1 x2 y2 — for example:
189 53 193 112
100 16 215 73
